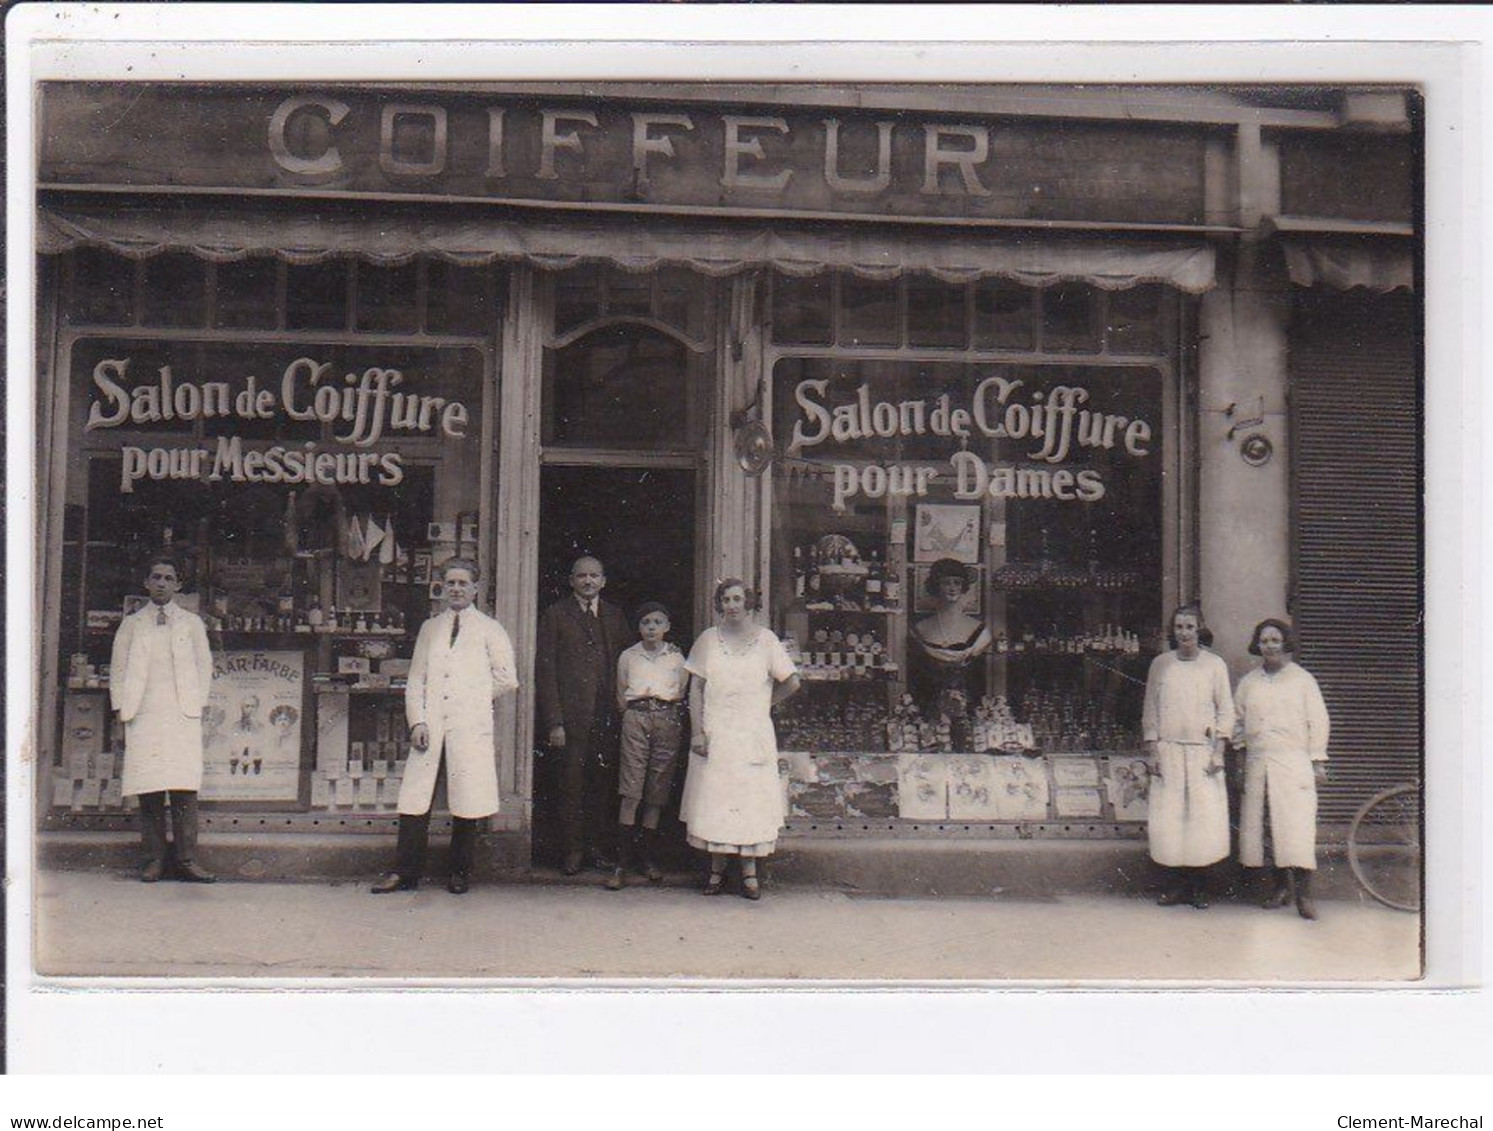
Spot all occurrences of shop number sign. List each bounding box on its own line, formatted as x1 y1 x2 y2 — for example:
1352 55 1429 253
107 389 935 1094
83 352 474 494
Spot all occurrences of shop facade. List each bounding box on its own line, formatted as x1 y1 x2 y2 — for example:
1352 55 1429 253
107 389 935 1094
34 82 1420 875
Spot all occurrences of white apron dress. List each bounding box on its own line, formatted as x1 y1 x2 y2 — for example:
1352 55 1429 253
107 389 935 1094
109 602 214 796
1141 649 1234 867
1233 662 1331 869
680 627 797 857
399 606 519 819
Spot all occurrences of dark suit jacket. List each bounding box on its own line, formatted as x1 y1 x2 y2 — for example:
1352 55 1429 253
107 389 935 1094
535 596 630 738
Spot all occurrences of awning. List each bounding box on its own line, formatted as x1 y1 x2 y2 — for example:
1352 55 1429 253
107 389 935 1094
37 199 1217 293
1282 239 1414 293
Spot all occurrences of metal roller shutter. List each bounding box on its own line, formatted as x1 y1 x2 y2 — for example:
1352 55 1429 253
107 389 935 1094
1289 290 1422 826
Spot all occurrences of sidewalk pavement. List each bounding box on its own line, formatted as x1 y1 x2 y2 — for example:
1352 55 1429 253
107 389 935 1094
31 867 1421 982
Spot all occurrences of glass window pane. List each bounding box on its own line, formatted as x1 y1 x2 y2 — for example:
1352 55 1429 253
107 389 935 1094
839 275 900 347
212 258 279 330
973 279 1035 350
906 276 968 349
1106 285 1165 355
1040 283 1101 353
770 272 832 345
70 248 135 325
602 265 651 318
554 267 602 336
544 325 689 448
355 262 419 333
140 252 207 328
655 266 706 340
285 261 349 330
426 261 495 336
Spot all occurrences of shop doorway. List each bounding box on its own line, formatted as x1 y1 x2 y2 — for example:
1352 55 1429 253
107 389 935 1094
532 465 697 867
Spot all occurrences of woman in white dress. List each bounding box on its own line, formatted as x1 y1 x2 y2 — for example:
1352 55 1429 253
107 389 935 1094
1142 604 1234 909
1233 618 1331 920
681 578 802 900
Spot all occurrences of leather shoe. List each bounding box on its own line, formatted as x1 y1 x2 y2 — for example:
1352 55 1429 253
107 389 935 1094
741 876 762 901
604 867 625 892
561 851 584 877
140 859 167 883
447 873 470 895
371 873 418 894
643 861 663 883
175 860 216 884
703 872 726 896
1296 895 1318 921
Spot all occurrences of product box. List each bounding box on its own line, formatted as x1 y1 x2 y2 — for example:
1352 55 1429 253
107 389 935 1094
337 656 372 676
379 658 412 678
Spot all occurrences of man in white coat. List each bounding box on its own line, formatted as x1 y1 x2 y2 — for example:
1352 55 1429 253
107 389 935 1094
109 555 216 883
372 558 518 895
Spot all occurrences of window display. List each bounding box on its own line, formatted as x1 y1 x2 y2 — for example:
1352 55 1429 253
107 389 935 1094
770 350 1168 828
53 335 489 819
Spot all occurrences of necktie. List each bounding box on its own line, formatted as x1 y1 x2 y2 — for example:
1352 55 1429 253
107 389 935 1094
588 600 597 618
450 613 461 646
156 607 168 626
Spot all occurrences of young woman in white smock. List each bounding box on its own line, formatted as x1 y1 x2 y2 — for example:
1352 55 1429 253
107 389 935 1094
1233 618 1331 920
681 579 801 900
1142 604 1234 909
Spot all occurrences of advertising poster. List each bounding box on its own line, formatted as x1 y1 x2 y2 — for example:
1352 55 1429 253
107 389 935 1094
202 650 304 800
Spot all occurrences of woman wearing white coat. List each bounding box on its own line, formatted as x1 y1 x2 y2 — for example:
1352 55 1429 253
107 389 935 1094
1233 618 1331 920
372 558 518 895
1142 604 1234 909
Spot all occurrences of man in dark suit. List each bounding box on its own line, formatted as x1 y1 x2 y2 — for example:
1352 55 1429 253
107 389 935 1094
535 555 631 875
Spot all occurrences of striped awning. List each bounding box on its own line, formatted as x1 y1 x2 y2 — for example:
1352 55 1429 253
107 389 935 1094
37 198 1218 292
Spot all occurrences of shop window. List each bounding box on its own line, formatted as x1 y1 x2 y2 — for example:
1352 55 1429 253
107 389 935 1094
355 262 419 334
601 265 653 318
1039 283 1102 353
69 248 136 325
550 264 708 345
769 355 1165 819
973 279 1036 351
140 253 209 328
212 259 281 330
285 261 350 331
58 337 488 818
906 276 969 349
425 261 495 336
840 275 901 347
770 272 833 345
1105 284 1164 355
544 323 689 448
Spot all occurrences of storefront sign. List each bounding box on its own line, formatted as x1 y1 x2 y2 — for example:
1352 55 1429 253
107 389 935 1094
41 84 1209 227
201 650 304 801
780 362 1156 511
74 341 481 494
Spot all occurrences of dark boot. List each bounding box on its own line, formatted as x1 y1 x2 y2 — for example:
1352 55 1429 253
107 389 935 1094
638 825 663 883
448 817 477 894
375 812 428 891
1185 867 1210 909
1294 867 1318 920
137 792 169 882
605 826 634 891
1261 867 1292 909
169 792 215 882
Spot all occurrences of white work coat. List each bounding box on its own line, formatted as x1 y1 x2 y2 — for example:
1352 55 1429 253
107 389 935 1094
1141 649 1234 867
400 606 518 819
109 601 214 796
1233 662 1331 869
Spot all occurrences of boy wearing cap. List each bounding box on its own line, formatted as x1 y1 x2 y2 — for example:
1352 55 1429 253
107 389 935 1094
606 602 689 890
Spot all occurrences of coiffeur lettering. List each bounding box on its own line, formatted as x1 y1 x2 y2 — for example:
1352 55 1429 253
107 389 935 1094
270 95 1022 198
84 356 470 493
788 377 1154 511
